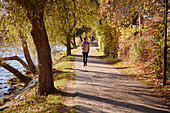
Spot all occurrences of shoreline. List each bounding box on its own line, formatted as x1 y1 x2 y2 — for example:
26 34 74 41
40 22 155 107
0 46 80 112
0 46 67 101
0 46 80 108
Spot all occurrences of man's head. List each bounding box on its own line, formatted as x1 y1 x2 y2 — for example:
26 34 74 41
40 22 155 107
84 38 87 42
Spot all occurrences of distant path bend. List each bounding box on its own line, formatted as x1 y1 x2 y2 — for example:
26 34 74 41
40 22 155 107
74 41 169 113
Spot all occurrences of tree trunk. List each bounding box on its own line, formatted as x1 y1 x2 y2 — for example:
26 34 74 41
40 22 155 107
80 35 83 42
29 11 54 95
73 36 76 48
66 32 71 55
71 41 74 48
0 61 31 84
131 12 138 25
19 31 36 74
1 56 30 71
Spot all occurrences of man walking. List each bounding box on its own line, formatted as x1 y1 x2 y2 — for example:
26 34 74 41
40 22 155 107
81 38 90 66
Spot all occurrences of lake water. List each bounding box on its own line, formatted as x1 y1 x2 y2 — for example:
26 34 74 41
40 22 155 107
0 45 66 100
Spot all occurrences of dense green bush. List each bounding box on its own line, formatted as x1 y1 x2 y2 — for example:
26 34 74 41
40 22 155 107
130 37 153 63
98 25 118 59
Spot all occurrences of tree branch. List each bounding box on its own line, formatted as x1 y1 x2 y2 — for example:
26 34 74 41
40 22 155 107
19 30 36 74
60 41 67 47
0 60 31 84
1 55 30 72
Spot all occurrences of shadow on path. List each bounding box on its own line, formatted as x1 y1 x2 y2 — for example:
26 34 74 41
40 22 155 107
63 89 169 113
72 54 122 66
69 68 129 77
76 92 169 113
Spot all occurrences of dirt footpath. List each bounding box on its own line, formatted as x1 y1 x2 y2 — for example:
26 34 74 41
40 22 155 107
74 41 169 113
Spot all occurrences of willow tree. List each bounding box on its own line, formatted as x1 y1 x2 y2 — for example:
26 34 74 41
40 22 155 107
45 0 99 55
71 25 92 47
0 10 35 83
2 0 56 95
0 23 36 75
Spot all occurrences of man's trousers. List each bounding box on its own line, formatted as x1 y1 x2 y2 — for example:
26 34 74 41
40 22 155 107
82 52 88 66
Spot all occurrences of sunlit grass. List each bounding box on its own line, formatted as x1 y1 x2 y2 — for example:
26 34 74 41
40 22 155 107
71 46 80 53
3 88 64 113
53 55 75 89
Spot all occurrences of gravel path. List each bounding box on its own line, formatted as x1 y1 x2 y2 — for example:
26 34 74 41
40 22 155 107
74 41 169 113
